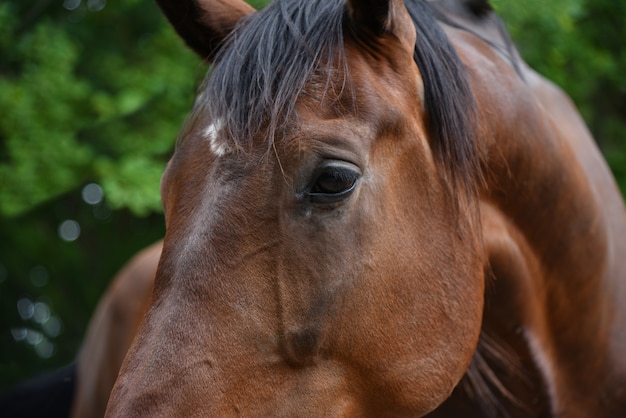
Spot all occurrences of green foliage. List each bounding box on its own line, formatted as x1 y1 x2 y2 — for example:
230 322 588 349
0 0 200 217
0 0 196 388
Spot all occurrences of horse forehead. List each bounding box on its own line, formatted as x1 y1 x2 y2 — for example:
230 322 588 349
343 34 425 102
297 113 375 144
295 72 422 142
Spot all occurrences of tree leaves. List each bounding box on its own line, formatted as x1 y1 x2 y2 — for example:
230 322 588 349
0 0 199 217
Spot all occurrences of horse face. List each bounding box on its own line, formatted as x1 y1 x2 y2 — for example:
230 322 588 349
107 0 484 416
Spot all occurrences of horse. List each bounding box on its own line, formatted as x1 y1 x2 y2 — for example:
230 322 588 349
70 241 162 418
101 0 626 416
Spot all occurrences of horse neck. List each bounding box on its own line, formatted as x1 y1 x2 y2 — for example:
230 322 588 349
468 48 626 415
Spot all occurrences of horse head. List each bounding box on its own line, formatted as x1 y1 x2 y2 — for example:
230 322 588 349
106 0 486 415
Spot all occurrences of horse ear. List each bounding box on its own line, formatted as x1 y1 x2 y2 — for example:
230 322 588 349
155 0 255 61
345 0 415 53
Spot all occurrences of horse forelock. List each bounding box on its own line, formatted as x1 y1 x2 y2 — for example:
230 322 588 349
189 0 481 200
200 0 347 155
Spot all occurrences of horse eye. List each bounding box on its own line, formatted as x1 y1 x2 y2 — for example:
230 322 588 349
312 170 356 194
309 165 360 203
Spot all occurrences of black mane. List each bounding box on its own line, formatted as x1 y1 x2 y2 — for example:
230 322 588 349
195 0 483 196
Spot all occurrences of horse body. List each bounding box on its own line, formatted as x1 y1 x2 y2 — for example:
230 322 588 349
70 241 161 418
103 0 626 416
427 19 626 416
488 66 626 416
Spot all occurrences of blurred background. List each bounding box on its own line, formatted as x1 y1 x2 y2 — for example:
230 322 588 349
0 0 624 390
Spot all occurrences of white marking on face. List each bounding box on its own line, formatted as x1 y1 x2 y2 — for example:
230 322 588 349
203 119 229 156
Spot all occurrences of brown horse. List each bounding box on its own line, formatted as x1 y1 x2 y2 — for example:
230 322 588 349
104 0 626 416
70 241 162 418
